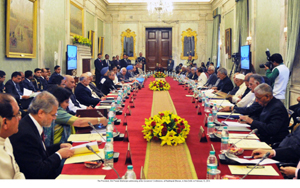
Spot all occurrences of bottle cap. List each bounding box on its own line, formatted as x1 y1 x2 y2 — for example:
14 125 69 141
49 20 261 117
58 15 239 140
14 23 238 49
209 114 212 116
210 151 215 155
223 126 228 129
127 165 133 170
106 138 111 142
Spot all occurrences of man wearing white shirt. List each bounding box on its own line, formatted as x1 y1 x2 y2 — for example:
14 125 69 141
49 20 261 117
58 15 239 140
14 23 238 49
196 68 208 87
0 94 25 179
230 74 247 104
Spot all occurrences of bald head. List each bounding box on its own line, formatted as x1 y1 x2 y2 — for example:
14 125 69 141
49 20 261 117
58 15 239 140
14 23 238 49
64 75 75 90
79 73 90 86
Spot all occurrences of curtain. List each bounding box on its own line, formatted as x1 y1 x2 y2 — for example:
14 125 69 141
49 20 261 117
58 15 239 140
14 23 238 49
211 15 220 63
285 0 300 106
235 0 248 53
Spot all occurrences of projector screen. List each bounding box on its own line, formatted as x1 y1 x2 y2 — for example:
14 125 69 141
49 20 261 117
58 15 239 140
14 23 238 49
240 45 250 70
67 45 77 70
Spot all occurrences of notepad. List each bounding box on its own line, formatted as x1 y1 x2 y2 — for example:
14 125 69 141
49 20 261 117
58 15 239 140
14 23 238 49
228 165 279 176
229 133 259 140
217 112 242 118
229 139 272 150
64 149 104 164
56 175 106 180
68 134 105 142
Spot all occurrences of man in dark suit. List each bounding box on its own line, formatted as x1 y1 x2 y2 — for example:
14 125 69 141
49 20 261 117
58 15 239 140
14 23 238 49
211 67 233 93
156 64 165 72
32 68 43 91
117 68 130 83
175 63 183 74
104 54 112 68
9 92 74 179
0 70 6 93
40 68 49 91
5 72 31 109
23 70 36 92
239 83 289 145
188 67 198 80
167 56 174 73
101 71 116 95
120 54 128 69
49 65 61 84
113 55 121 70
94 53 108 89
75 74 101 107
136 52 146 71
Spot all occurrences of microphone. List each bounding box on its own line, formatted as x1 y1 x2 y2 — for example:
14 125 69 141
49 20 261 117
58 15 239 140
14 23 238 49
241 152 270 179
88 122 106 142
216 92 231 112
230 128 258 147
86 145 121 179
97 110 120 135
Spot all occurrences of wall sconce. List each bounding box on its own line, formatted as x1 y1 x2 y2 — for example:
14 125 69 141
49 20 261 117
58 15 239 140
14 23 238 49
247 36 252 45
284 27 287 41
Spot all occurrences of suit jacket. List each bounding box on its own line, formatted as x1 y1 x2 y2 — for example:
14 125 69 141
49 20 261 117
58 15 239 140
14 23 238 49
48 72 60 84
120 59 128 69
94 59 108 86
204 73 218 87
216 76 234 93
5 80 21 103
89 82 105 98
40 76 48 91
250 97 289 145
156 67 165 72
113 60 121 69
101 76 116 95
234 101 263 117
189 73 198 80
23 78 36 92
75 82 101 107
32 75 43 91
117 72 129 83
0 82 4 93
9 115 61 179
104 59 112 67
167 60 174 71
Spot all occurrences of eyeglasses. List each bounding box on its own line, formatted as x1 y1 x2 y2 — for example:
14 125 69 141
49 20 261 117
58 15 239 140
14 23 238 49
7 111 22 120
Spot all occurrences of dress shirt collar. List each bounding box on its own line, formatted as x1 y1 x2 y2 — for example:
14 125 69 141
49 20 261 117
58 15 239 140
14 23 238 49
0 136 6 146
28 114 43 136
26 78 31 82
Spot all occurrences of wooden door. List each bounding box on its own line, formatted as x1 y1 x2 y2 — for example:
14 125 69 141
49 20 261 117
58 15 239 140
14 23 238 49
146 28 172 71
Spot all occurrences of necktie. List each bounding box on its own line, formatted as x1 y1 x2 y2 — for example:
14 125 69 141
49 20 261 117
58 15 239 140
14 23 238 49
15 84 22 96
41 131 45 142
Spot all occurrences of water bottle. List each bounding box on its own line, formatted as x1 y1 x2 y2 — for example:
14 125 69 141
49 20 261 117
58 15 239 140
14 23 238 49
206 151 218 179
110 100 116 118
207 114 215 135
103 138 114 170
201 92 206 106
204 97 211 113
123 165 137 179
116 95 122 109
212 104 218 122
106 121 114 143
221 126 229 153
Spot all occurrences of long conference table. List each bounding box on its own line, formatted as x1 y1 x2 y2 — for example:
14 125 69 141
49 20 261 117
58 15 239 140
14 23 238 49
61 76 283 179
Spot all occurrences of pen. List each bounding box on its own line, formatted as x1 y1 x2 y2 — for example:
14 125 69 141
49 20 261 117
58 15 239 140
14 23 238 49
243 156 253 159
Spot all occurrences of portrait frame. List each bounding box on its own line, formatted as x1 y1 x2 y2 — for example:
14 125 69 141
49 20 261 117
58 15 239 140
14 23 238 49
6 0 38 58
98 37 104 55
180 28 198 60
225 28 232 59
121 29 137 61
70 0 84 37
88 30 95 58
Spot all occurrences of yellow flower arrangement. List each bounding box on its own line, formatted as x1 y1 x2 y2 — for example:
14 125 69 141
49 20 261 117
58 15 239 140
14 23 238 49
73 35 92 47
149 80 171 91
142 111 191 146
153 72 166 78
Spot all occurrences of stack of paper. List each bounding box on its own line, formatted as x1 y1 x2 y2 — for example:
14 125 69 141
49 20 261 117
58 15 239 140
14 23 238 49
67 133 106 142
228 165 279 176
228 139 272 150
217 112 241 118
229 133 259 140
70 142 99 155
222 121 251 128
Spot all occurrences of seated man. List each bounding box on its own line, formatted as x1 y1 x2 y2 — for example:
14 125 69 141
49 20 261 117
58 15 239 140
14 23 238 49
109 66 123 89
49 65 61 84
196 67 208 87
23 70 37 92
40 68 49 91
175 63 183 74
101 71 116 95
186 66 192 78
75 74 101 107
125 65 134 80
136 63 144 75
64 75 90 114
9 92 74 179
229 74 247 104
229 73 241 95
204 66 218 87
5 72 31 109
289 96 300 128
32 68 43 91
156 64 164 72
0 70 5 93
239 83 289 145
86 72 106 97
211 68 234 93
180 66 187 75
117 68 130 83
188 67 198 80
0 94 25 179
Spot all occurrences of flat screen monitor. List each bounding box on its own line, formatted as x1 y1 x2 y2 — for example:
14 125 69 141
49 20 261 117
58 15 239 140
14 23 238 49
67 45 77 70
240 45 250 70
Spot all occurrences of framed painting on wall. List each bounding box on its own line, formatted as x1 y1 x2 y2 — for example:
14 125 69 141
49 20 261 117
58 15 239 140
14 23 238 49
88 30 95 58
6 0 37 58
225 28 232 59
98 37 104 55
70 1 84 36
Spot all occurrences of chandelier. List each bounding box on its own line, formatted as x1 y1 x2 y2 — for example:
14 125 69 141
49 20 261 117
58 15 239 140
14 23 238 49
147 0 174 21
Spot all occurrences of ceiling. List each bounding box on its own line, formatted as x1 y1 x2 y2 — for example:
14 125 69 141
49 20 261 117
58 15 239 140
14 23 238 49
106 0 211 3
